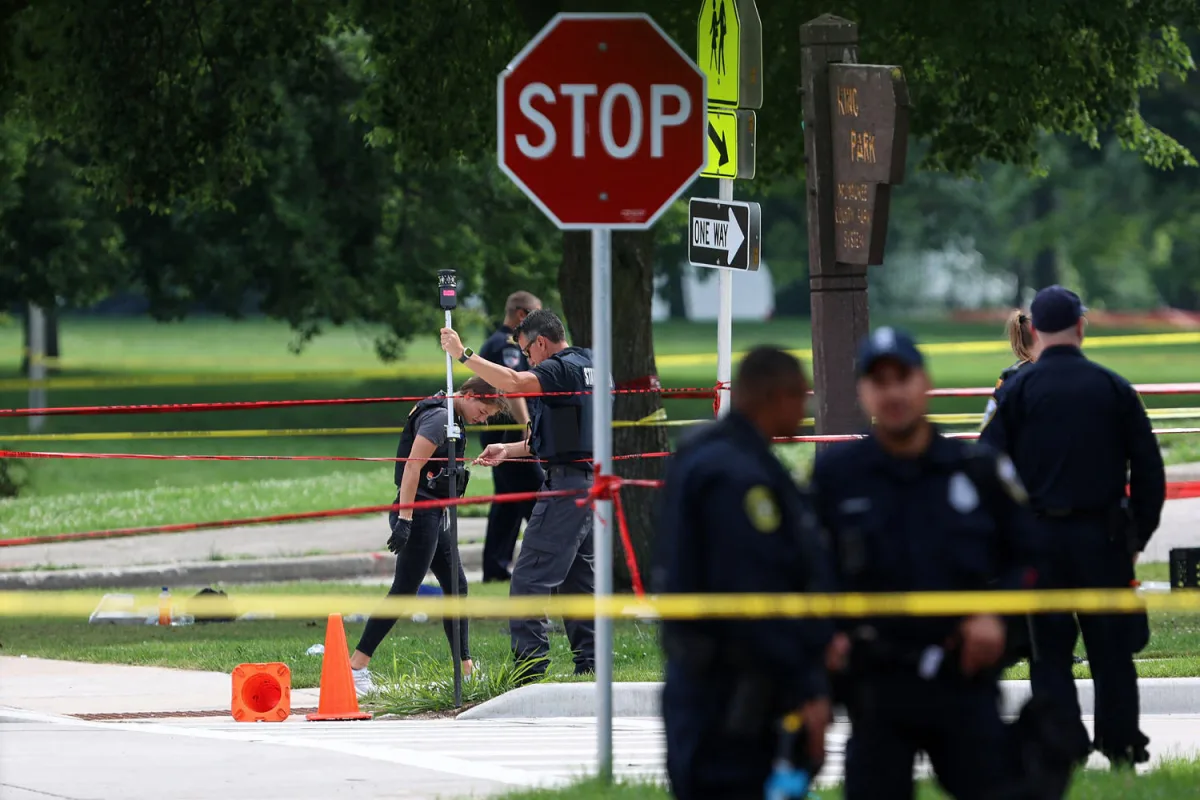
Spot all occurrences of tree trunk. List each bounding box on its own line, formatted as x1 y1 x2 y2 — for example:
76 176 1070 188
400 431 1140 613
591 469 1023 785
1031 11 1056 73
1010 257 1025 308
558 230 666 591
663 261 688 319
1031 184 1058 289
20 308 62 376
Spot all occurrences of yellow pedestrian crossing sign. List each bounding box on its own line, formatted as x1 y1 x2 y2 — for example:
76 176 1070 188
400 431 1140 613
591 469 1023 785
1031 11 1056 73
697 0 763 109
702 109 756 179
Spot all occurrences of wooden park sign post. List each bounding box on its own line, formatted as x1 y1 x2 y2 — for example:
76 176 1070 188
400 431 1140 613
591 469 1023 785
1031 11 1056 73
800 15 909 443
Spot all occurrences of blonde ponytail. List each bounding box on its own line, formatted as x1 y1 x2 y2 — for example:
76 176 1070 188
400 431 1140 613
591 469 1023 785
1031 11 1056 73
1005 309 1035 363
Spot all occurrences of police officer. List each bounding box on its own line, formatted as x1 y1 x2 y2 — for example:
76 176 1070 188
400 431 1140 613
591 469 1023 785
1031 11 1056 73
441 309 606 681
655 346 836 800
811 326 1046 799
982 309 1040 430
477 291 545 582
349 376 507 696
980 286 1166 768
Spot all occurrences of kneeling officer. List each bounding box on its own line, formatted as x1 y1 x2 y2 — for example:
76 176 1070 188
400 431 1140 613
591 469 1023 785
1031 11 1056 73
655 347 837 800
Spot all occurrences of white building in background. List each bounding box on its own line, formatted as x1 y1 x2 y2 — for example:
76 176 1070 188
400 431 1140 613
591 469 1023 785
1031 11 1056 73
651 261 776 322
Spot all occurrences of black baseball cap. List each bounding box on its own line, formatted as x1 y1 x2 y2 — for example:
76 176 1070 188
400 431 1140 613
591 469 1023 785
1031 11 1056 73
856 326 925 377
1030 285 1087 333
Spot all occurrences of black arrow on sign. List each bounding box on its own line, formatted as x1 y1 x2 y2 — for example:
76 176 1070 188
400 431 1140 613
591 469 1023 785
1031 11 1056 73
707 122 729 167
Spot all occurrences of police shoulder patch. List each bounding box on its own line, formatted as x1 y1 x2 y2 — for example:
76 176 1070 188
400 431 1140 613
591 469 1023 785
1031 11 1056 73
995 454 1029 504
744 485 781 533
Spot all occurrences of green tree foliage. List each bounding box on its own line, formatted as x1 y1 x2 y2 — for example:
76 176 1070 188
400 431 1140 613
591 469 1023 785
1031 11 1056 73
5 0 1200 578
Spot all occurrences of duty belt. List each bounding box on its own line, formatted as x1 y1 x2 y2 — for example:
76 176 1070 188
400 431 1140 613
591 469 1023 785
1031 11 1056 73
545 463 593 479
1034 507 1111 521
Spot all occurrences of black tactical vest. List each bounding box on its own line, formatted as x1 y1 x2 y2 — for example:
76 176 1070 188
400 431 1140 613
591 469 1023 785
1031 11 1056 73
394 394 470 498
529 348 605 464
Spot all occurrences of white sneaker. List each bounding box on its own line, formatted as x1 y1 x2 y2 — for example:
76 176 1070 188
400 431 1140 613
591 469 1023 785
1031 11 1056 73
352 667 376 697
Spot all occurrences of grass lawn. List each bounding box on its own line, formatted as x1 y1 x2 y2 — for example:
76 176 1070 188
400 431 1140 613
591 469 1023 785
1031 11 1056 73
2 568 1197 713
488 757 1200 799
1 315 1199 541
0 581 663 714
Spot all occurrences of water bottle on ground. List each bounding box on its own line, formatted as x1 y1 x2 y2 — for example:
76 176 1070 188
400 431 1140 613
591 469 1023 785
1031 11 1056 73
158 587 171 626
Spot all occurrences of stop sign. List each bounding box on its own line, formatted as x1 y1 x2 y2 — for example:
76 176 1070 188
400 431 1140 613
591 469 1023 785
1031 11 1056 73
498 14 707 230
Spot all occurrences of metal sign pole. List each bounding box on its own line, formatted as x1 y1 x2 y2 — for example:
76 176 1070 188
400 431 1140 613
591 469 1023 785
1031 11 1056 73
438 270 464 708
591 226 614 782
716 178 734 418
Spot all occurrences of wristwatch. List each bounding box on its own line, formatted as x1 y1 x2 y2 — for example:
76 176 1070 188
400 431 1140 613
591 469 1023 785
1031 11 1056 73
458 347 474 364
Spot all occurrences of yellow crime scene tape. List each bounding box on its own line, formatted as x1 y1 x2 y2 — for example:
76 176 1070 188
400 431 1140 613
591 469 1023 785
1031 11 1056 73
4 408 1198 443
0 587 1196 620
5 331 1200 392
655 331 1200 369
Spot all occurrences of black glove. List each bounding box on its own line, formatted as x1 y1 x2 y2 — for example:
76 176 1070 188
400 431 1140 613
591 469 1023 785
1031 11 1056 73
387 517 412 554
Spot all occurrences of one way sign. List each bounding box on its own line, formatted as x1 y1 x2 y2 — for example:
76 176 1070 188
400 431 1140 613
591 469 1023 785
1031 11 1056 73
687 198 761 271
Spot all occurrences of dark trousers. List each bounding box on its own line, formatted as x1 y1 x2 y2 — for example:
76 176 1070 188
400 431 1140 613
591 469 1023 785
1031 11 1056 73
482 459 544 581
663 663 782 800
844 676 1014 800
509 468 596 678
356 503 470 662
1030 519 1147 764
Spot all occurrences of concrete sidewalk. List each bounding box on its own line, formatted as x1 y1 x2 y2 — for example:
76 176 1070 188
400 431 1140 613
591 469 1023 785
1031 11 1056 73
0 516 487 570
0 656 322 717
0 516 498 590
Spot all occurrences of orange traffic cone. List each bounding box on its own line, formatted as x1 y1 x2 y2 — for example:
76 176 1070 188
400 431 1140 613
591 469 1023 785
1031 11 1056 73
306 613 372 721
231 662 291 722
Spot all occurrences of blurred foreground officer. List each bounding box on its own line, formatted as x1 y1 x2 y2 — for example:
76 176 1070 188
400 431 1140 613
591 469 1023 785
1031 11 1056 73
442 309 605 682
812 327 1051 800
655 347 836 800
478 291 545 582
981 286 1166 767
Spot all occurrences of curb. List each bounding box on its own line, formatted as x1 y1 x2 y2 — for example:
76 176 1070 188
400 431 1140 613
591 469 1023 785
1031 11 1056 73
1166 463 1200 482
0 542 516 590
456 678 1200 721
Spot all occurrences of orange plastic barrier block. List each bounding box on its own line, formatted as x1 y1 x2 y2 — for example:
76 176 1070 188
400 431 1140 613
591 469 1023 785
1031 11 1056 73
231 662 291 722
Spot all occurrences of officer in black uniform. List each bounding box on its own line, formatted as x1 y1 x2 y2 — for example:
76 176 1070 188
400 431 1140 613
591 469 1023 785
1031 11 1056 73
477 291 545 582
981 286 1166 768
348 377 507 695
441 308 607 681
812 326 1049 800
982 309 1039 430
655 346 837 800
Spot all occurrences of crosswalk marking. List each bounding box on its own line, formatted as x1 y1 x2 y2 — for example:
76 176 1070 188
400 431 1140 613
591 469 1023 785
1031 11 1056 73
156 716 878 788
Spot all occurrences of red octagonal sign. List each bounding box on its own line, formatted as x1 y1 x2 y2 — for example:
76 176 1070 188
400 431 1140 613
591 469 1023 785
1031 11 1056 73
498 13 707 230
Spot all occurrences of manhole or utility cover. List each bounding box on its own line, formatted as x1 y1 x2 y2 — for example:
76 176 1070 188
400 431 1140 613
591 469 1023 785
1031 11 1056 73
73 707 320 721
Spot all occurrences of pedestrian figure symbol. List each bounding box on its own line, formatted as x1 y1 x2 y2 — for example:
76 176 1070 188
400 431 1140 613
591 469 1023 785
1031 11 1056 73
708 0 727 79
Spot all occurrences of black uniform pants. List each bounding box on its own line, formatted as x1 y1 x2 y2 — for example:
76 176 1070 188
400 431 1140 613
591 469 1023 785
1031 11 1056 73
509 467 596 678
844 675 1014 800
482 459 544 581
356 503 470 662
662 663 784 800
1030 518 1147 764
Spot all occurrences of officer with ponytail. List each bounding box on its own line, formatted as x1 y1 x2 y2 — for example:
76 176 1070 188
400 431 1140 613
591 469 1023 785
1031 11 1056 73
348 376 507 696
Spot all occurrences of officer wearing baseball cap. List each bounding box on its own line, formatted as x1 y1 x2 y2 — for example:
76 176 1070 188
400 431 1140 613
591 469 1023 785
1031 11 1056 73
812 326 1056 798
981 286 1166 768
